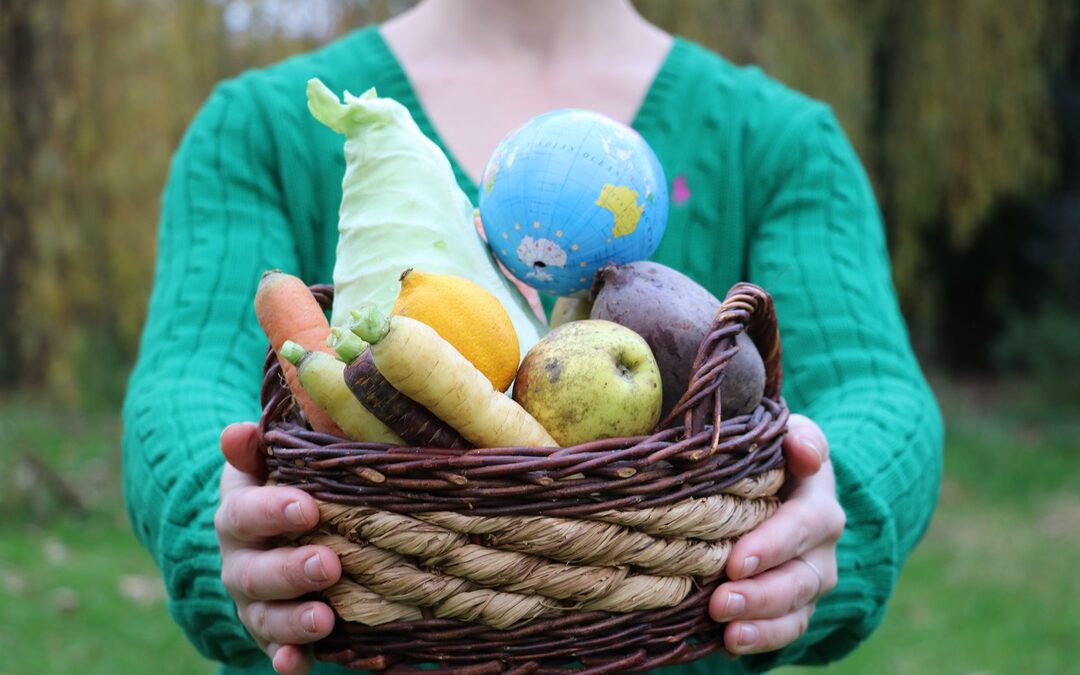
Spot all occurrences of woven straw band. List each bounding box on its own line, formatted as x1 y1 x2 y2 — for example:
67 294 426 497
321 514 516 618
317 582 728 674
307 467 783 630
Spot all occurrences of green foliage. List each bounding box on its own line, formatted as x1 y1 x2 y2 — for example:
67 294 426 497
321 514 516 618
0 0 378 406
993 305 1080 408
0 0 1075 403
882 0 1069 318
636 0 1072 329
1 0 232 403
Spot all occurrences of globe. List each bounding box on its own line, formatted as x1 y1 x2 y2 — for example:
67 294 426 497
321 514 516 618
478 109 668 297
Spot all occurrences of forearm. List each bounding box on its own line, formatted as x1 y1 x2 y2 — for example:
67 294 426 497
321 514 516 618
123 371 263 663
785 373 943 666
741 105 944 669
122 73 303 664
122 263 271 664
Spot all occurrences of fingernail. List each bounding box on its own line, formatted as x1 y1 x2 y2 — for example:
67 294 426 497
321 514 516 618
303 607 318 633
797 434 823 461
721 592 745 619
284 501 306 526
738 623 758 647
304 554 328 582
741 555 760 577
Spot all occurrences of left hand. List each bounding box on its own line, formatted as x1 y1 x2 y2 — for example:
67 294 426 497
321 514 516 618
215 422 341 675
708 413 846 655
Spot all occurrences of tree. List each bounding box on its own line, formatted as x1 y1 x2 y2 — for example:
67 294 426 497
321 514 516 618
0 0 67 389
0 0 1075 403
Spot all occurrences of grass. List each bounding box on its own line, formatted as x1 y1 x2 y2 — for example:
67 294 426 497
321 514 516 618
782 375 1080 675
0 399 216 675
2 376 1078 674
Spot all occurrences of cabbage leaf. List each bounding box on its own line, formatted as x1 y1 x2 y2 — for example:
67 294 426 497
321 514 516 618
306 78 545 355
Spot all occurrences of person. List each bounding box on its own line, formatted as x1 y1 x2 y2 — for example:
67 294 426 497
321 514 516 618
121 1 944 674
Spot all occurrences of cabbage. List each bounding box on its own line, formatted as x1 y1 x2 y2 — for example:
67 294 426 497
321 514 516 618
306 78 545 355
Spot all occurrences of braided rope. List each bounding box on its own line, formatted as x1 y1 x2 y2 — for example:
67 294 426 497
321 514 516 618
589 485 780 540
319 501 741 578
720 467 785 498
307 462 785 630
418 511 733 577
426 546 632 603
323 578 422 625
306 532 694 629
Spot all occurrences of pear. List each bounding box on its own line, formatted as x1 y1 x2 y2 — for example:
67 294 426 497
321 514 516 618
513 320 662 446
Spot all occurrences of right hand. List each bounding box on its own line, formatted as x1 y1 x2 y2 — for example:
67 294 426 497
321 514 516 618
215 422 342 674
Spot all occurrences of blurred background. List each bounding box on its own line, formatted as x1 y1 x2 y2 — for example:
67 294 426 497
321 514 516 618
1 0 1077 673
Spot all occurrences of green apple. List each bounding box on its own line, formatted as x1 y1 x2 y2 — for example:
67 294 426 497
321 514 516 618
513 320 662 446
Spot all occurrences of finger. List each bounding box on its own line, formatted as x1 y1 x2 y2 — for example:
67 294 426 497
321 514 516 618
221 422 267 478
783 414 829 478
726 471 843 580
272 644 312 675
220 461 262 499
724 604 815 655
215 485 322 544
222 545 342 601
241 600 335 647
710 554 835 621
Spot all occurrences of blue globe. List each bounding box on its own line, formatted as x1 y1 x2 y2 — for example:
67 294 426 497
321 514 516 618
478 109 668 297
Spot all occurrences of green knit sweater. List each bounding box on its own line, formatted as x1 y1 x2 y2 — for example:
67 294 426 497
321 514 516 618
122 27 943 675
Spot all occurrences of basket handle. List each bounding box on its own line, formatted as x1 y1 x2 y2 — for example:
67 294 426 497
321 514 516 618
310 283 334 312
658 282 783 443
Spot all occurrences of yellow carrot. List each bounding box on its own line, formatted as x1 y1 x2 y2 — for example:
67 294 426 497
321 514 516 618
348 305 558 448
279 340 404 445
328 328 470 449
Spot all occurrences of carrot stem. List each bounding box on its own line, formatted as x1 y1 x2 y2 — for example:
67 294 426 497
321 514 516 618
349 305 390 344
328 327 367 363
279 340 307 367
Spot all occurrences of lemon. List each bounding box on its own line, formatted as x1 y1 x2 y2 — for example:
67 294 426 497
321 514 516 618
391 269 521 392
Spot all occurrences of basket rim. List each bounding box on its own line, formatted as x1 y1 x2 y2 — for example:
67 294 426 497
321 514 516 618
258 281 788 517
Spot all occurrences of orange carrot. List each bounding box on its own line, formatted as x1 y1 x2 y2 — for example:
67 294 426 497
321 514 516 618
254 270 344 437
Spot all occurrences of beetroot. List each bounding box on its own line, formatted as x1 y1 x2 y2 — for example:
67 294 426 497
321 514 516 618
723 331 766 420
589 262 765 419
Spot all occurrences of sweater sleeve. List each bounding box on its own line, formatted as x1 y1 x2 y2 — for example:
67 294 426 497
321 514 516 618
742 105 944 670
121 76 301 665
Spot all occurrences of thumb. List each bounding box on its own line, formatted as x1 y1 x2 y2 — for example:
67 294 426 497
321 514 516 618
783 413 829 478
220 422 266 479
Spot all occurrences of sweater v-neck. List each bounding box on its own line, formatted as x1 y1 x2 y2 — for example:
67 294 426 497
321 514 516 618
359 25 690 198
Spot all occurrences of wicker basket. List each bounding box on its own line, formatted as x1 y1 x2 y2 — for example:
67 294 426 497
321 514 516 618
258 282 789 674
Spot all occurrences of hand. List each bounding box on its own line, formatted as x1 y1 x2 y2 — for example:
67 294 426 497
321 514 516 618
708 413 846 655
214 422 343 674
